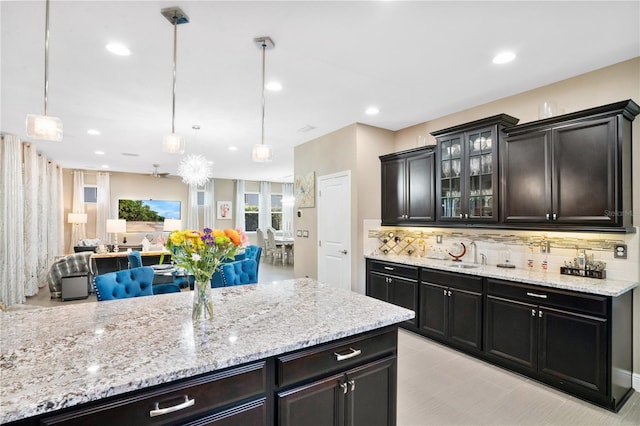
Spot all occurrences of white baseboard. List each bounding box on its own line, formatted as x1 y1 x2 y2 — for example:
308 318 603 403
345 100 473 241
634 372 640 391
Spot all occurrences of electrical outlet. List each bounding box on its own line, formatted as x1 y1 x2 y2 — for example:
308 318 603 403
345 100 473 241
302 230 309 238
436 235 443 244
614 244 627 259
296 230 302 237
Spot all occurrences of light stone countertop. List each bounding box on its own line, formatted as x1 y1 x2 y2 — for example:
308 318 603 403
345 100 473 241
366 254 638 297
0 278 413 424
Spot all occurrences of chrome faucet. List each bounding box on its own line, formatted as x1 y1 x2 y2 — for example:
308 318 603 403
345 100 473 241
480 253 487 266
469 241 478 264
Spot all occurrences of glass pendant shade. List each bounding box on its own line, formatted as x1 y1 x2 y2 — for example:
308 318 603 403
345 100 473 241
162 133 186 154
252 144 273 162
26 114 63 141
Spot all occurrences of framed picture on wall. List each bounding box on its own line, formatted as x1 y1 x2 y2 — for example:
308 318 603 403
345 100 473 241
295 171 315 208
217 201 232 220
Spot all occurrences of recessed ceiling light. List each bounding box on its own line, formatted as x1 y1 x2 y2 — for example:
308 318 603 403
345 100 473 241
228 146 238 151
95 150 105 155
207 160 214 165
266 81 282 91
492 51 516 64
101 164 109 169
106 42 131 56
365 106 380 115
87 129 100 136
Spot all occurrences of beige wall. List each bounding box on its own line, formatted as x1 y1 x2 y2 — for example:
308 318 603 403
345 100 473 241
394 57 640 378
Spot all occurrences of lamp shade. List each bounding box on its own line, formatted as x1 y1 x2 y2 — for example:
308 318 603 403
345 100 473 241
68 213 87 224
106 219 126 234
252 144 273 162
26 114 63 141
163 219 182 231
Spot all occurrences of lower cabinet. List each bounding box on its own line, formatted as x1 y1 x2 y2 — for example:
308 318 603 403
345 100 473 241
366 259 419 329
277 356 396 426
419 269 483 353
484 278 631 411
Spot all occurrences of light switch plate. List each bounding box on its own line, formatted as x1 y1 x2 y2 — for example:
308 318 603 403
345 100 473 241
302 230 309 238
296 230 302 237
614 244 627 259
436 235 443 244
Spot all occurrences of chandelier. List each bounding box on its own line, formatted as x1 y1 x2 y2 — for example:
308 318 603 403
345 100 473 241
177 154 213 186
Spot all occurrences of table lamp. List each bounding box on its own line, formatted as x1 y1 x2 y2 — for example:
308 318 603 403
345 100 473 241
106 219 126 252
163 219 182 232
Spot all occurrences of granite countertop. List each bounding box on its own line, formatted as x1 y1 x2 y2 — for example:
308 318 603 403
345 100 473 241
0 279 413 423
366 254 638 297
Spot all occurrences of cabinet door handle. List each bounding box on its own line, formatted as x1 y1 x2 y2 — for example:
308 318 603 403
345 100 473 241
546 213 550 220
443 289 447 296
464 213 469 219
526 292 548 299
539 310 543 318
348 379 356 392
448 290 452 297
340 382 348 394
531 309 536 317
149 395 195 417
459 213 464 219
383 266 395 271
552 213 557 220
334 347 362 361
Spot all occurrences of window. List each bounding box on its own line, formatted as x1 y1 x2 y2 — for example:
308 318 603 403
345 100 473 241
271 194 282 230
244 193 259 232
84 186 97 203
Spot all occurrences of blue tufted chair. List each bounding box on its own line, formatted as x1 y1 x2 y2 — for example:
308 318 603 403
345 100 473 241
127 250 143 268
94 266 154 301
221 259 258 286
243 245 262 277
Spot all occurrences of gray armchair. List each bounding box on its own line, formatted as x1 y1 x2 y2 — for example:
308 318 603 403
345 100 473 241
47 252 93 298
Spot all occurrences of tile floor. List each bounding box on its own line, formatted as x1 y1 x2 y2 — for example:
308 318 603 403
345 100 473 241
397 329 640 425
23 265 640 425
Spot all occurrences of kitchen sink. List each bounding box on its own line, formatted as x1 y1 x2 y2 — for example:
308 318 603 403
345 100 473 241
449 263 481 269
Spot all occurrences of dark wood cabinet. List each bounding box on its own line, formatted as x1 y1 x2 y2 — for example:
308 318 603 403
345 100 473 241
380 146 435 225
366 259 419 328
278 357 395 426
484 278 632 411
502 100 639 229
432 114 518 223
419 269 483 353
276 328 397 426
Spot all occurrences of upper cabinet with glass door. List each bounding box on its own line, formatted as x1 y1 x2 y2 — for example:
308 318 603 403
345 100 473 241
432 114 519 223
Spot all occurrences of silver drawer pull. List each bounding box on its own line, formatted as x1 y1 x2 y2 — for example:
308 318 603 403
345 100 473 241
150 395 194 417
334 348 362 361
340 382 348 394
383 266 395 271
348 379 356 391
526 292 548 299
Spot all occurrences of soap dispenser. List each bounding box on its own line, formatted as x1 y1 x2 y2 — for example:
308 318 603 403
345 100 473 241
497 245 515 268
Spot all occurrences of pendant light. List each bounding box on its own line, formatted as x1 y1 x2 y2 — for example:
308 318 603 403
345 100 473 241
177 125 213 186
26 0 63 141
161 7 189 154
252 37 275 163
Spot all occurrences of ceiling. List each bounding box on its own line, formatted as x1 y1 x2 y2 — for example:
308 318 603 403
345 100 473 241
2 1 639 182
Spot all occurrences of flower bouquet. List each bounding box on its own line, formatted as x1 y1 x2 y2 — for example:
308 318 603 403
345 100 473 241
166 228 245 320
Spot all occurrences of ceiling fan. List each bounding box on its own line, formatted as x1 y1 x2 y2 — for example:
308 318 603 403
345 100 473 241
150 164 170 178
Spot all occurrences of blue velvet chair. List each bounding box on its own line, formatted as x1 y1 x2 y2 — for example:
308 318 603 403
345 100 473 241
127 250 143 268
221 259 258 286
94 266 155 301
243 245 262 277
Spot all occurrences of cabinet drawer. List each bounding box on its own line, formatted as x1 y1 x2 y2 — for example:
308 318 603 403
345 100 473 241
368 260 418 280
41 362 266 426
277 328 397 388
487 279 608 317
421 268 483 293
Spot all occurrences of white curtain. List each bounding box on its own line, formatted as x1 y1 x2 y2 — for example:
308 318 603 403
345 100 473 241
96 172 111 242
0 135 26 304
235 180 245 230
37 155 49 289
70 170 86 252
46 160 64 261
186 184 199 230
282 183 294 236
259 181 272 231
22 144 40 295
202 180 215 229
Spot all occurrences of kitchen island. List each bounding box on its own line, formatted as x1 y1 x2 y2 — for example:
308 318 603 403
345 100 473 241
1 278 414 425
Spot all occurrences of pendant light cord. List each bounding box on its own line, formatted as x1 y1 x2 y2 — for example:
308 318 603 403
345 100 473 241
261 41 266 146
171 16 178 134
44 0 50 116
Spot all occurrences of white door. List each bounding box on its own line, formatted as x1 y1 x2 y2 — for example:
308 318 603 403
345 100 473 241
317 171 351 291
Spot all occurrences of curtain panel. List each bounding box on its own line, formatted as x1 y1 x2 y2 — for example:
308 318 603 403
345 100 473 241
70 170 86 252
186 184 199 230
235 180 245 231
203 180 215 229
259 181 272 231
96 172 111 242
23 143 40 296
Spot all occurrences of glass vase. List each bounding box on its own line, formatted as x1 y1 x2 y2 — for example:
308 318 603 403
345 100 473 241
192 280 213 321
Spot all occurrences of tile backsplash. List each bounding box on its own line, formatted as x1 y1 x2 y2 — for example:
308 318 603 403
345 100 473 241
363 224 639 282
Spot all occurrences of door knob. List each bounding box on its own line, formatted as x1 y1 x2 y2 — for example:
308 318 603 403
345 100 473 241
339 249 348 254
